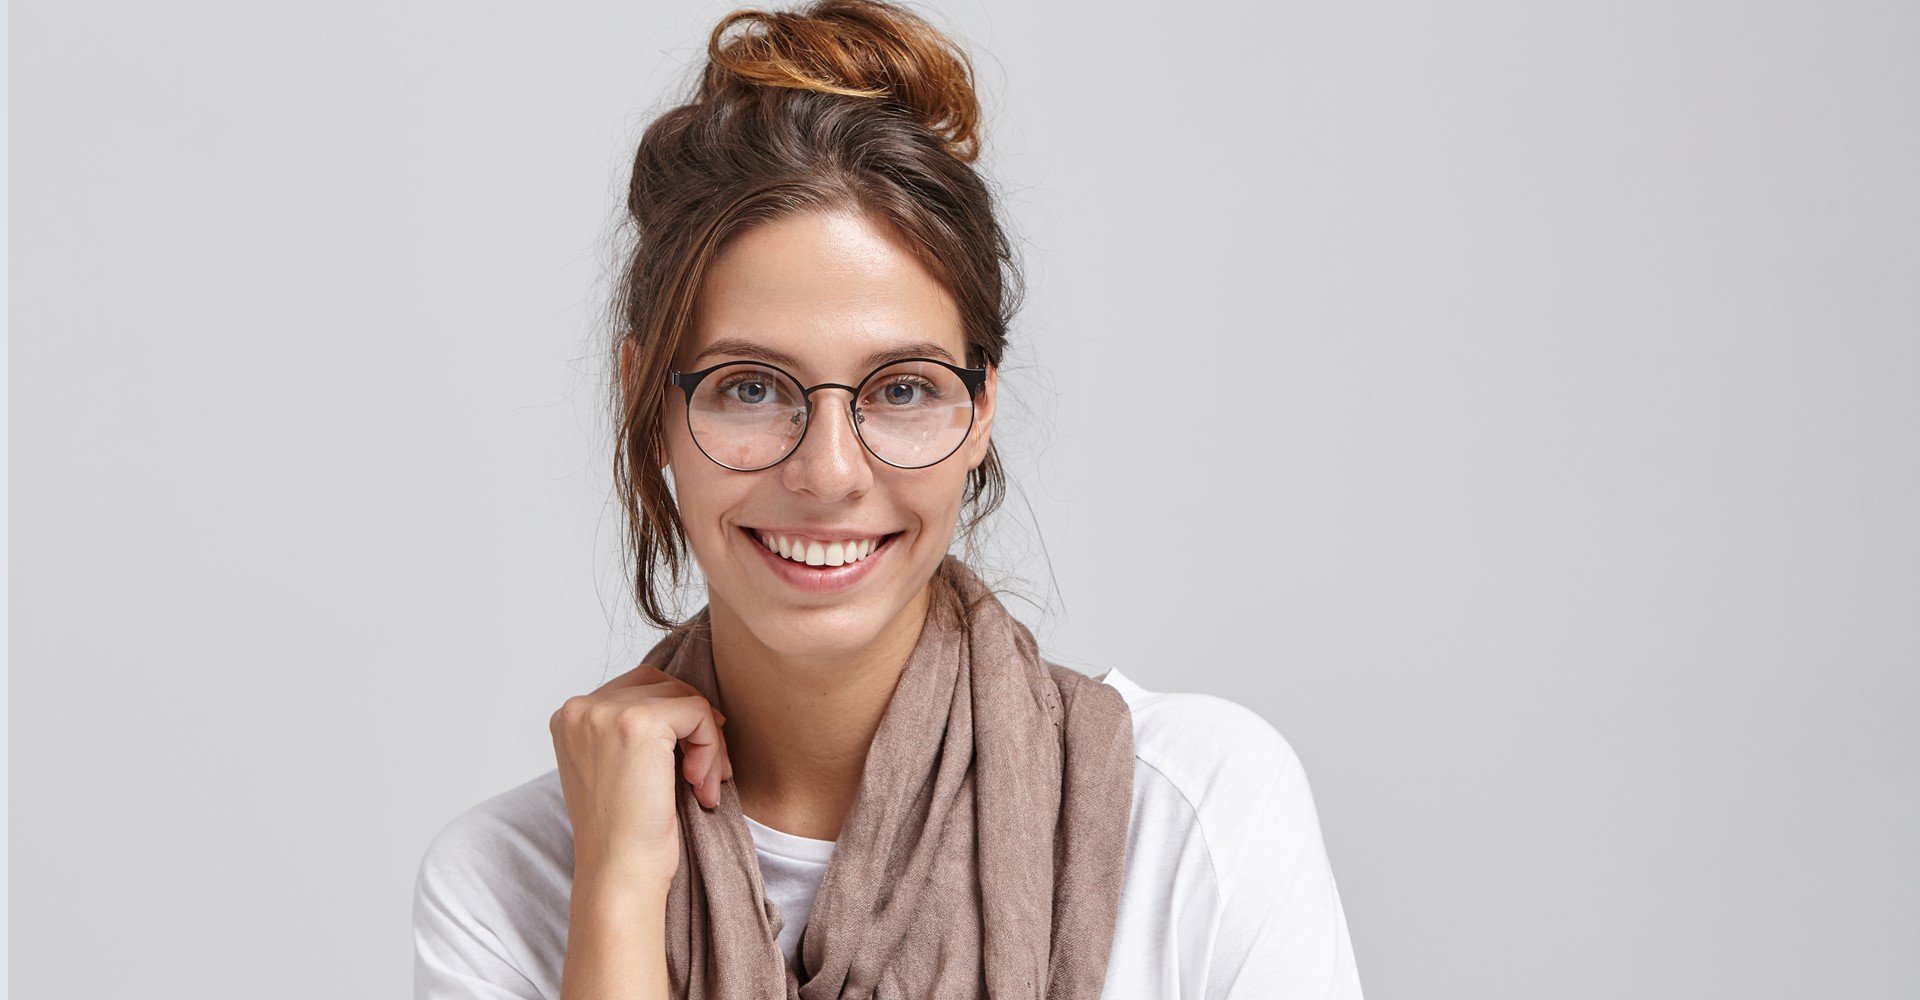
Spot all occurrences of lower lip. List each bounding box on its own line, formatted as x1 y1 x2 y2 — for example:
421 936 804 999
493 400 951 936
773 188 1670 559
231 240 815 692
740 527 903 595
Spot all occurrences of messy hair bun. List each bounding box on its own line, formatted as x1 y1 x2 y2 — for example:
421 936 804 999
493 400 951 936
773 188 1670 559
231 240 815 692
702 0 983 163
611 0 1020 630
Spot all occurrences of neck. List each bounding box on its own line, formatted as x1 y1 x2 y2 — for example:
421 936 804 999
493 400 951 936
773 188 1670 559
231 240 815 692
706 580 934 842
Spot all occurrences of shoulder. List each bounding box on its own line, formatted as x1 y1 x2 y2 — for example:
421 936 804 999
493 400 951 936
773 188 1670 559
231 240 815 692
1100 667 1308 811
1097 666 1323 886
1100 666 1299 778
417 768 573 886
413 770 573 999
1094 668 1365 999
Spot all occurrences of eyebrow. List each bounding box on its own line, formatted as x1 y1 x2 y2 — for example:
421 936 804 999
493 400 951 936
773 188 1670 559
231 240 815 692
688 337 960 374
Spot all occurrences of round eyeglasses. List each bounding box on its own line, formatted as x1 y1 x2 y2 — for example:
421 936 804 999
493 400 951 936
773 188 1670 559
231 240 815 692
668 357 989 472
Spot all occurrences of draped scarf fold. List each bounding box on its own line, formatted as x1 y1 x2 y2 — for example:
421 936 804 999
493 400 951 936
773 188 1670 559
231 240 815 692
639 553 1135 999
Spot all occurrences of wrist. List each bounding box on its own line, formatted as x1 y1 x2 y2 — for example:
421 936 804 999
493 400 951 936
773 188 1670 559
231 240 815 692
572 858 677 906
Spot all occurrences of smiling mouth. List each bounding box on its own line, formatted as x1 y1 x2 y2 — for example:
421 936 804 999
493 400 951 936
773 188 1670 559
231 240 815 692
738 527 904 568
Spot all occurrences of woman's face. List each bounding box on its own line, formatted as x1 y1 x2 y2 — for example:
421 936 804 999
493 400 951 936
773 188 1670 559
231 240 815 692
653 207 995 661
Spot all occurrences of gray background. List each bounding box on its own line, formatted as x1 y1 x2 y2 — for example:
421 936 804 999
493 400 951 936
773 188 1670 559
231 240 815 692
10 0 1918 996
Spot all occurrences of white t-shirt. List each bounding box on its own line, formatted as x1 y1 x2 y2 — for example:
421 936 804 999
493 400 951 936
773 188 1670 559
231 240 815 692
414 668 1365 999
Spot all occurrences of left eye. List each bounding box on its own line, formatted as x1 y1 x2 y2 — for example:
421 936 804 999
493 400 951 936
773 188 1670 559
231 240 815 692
872 377 937 406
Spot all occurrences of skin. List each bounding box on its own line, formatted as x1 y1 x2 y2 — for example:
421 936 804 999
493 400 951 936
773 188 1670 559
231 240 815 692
551 205 996 999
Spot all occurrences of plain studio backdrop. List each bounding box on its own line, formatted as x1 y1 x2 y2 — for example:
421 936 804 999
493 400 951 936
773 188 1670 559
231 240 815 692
9 0 1918 996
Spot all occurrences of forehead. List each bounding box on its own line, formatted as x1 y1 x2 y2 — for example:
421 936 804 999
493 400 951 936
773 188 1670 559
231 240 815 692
684 208 966 378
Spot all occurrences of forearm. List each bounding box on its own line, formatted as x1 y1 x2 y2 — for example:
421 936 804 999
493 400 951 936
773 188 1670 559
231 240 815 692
561 873 673 1000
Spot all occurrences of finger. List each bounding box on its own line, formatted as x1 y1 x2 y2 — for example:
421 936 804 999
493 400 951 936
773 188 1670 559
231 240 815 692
591 660 674 694
699 730 733 807
661 697 728 784
588 690 723 779
685 711 735 811
681 721 729 804
601 667 725 726
584 674 730 808
660 699 724 778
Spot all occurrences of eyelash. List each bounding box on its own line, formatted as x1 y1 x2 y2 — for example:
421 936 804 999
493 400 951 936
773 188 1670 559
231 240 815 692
713 371 944 402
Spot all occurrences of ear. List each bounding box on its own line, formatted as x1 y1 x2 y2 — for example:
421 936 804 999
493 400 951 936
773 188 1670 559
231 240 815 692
964 363 997 470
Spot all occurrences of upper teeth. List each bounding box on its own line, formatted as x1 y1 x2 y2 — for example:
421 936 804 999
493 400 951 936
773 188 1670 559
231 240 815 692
755 531 884 567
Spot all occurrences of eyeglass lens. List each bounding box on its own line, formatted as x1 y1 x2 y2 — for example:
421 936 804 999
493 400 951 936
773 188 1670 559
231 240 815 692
685 360 973 470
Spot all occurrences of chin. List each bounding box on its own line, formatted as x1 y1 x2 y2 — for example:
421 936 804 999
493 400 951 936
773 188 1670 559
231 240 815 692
736 599 894 660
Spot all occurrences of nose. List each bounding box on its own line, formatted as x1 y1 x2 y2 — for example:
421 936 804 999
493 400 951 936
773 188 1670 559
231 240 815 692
779 389 873 501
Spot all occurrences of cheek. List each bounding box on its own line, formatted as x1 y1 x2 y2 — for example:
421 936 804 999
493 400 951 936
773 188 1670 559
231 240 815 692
671 462 729 520
896 466 972 529
662 437 735 542
659 399 692 466
660 406 719 493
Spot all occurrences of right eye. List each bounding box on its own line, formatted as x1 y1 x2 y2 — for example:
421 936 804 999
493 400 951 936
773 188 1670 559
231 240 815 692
713 371 784 405
723 378 771 404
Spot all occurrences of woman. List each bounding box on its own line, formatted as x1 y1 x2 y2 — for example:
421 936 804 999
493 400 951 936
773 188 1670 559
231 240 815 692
413 2 1363 997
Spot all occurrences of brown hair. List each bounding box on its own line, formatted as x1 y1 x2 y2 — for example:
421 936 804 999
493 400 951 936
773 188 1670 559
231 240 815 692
609 0 1023 631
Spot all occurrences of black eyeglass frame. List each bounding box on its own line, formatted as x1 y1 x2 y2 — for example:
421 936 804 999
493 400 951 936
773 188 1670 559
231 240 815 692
668 356 989 472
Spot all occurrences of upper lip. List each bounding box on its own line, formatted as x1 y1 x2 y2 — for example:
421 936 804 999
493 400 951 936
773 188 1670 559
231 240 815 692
742 525 899 545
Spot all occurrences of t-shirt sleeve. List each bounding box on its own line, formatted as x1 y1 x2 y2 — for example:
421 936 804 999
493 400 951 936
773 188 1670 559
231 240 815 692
412 815 550 1000
1199 709 1366 1000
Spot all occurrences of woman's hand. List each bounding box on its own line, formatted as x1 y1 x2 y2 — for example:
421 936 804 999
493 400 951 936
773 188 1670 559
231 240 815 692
549 661 733 890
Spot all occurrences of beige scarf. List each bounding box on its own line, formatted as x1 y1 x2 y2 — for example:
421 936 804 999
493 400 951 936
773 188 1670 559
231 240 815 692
639 553 1135 999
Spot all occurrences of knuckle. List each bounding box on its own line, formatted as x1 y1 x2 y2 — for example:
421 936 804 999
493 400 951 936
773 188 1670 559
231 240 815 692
613 705 655 742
